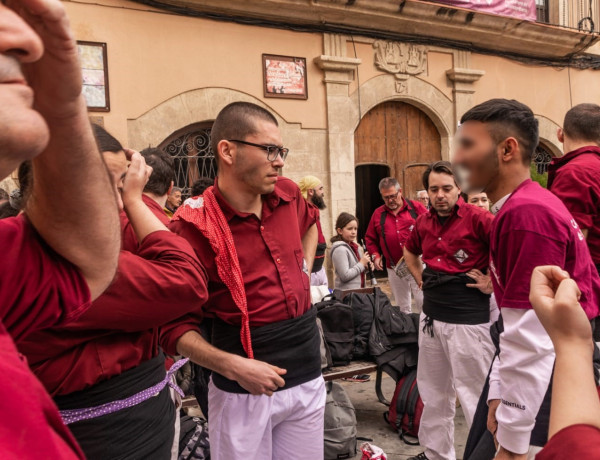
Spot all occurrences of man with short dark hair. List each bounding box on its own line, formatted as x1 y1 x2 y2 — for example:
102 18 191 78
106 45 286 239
0 1 120 457
366 177 427 313
170 101 323 459
453 98 600 459
550 103 600 290
403 161 495 460
164 186 182 218
298 175 328 287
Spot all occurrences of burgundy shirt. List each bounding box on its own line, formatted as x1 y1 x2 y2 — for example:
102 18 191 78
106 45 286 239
18 229 208 396
120 194 171 253
537 425 600 460
548 146 600 264
490 180 600 320
169 177 318 329
365 199 428 267
405 197 494 274
0 215 90 459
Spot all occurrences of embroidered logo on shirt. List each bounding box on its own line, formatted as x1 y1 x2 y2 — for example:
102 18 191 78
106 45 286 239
570 219 585 241
501 398 526 411
454 249 469 264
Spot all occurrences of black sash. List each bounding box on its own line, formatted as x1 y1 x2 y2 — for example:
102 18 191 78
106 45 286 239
422 267 490 325
312 242 327 273
54 353 175 460
212 307 322 393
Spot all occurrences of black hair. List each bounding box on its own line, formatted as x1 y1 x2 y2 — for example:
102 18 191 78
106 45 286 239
460 99 539 165
422 161 459 190
190 177 214 197
91 123 123 154
563 103 600 145
140 147 175 196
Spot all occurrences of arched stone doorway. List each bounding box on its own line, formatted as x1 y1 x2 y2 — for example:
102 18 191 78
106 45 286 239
354 101 442 240
158 122 216 198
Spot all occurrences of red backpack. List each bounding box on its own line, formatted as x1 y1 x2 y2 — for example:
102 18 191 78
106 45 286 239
383 370 423 445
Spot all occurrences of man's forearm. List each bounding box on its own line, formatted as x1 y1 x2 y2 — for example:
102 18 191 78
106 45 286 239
403 248 423 285
27 97 120 299
302 223 318 274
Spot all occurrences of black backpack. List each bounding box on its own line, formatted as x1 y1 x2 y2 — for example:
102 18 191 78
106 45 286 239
178 416 210 460
343 292 375 360
316 294 354 366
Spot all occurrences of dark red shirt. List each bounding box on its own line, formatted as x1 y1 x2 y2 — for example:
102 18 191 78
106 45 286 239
537 424 600 460
548 146 600 264
405 197 493 274
1 215 90 459
169 176 318 329
365 199 428 267
490 180 600 320
18 229 208 396
120 194 171 253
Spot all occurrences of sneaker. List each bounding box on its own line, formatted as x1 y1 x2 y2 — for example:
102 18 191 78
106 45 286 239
407 453 429 460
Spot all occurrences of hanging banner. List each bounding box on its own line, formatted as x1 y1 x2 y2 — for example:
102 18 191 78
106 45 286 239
432 0 536 21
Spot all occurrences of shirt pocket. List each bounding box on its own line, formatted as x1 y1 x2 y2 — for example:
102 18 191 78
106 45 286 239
294 249 310 290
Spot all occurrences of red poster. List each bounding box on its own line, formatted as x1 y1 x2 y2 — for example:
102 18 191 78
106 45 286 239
433 0 536 21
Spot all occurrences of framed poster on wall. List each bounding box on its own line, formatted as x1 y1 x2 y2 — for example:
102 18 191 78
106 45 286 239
262 54 307 100
77 41 110 112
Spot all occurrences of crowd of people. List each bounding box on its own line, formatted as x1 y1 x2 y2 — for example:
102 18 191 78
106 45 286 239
1 2 599 460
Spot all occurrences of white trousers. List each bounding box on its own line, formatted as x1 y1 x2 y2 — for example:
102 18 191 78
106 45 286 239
208 376 326 460
386 268 423 314
417 313 495 460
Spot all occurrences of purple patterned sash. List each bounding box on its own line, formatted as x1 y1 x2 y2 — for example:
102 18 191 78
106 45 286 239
59 358 189 425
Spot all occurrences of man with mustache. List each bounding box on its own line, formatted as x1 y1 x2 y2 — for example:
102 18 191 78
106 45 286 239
453 99 600 459
0 0 120 457
403 161 496 460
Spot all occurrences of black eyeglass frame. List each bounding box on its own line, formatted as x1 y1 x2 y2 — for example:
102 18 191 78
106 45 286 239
227 139 289 162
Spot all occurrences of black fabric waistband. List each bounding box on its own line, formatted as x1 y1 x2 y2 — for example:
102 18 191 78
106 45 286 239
54 353 165 409
211 307 322 394
312 243 328 273
422 268 490 325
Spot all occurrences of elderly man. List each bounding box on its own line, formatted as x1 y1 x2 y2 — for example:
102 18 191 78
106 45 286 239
298 175 328 287
0 1 120 457
365 177 427 313
164 186 182 218
416 189 430 209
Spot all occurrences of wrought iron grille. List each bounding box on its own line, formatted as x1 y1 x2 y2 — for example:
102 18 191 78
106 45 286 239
533 145 553 174
160 127 216 198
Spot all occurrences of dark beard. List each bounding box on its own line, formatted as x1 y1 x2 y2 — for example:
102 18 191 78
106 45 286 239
311 194 327 210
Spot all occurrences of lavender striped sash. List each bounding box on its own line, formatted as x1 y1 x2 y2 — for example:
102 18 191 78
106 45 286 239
60 358 189 425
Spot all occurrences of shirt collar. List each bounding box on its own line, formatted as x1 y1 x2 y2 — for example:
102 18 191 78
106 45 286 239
491 194 511 215
426 196 466 219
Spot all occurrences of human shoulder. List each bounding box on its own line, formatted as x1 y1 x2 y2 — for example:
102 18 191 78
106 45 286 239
275 176 301 200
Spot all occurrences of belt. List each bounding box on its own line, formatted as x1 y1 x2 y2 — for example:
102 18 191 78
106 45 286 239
59 358 188 425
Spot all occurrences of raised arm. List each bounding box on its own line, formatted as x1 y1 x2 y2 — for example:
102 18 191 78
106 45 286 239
20 0 120 299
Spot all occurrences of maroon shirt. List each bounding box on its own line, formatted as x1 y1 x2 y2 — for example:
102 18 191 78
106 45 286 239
120 194 171 253
366 198 428 267
405 197 493 274
490 180 600 320
537 425 600 460
169 176 318 329
18 229 208 396
1 215 90 459
548 146 600 264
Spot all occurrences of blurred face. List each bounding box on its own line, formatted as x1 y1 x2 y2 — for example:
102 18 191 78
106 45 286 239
0 5 47 179
381 186 402 211
452 121 500 194
230 119 285 196
337 220 358 243
468 192 490 211
416 191 429 207
427 171 460 217
168 190 182 208
102 150 128 211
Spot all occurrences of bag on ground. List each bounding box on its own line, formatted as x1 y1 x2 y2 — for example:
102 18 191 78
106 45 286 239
343 291 375 360
383 369 423 446
178 415 210 460
316 294 354 365
324 381 358 460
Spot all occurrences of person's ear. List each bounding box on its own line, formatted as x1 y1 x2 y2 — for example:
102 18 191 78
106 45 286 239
337 228 343 236
308 189 314 197
500 138 519 163
218 140 234 167
557 128 565 144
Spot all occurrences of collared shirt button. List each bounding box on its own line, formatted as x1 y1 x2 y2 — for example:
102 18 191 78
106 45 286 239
437 258 441 262
276 258 281 264
438 237 442 241
260 225 265 231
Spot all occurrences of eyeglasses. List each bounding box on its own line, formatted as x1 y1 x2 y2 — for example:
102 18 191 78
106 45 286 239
227 139 289 162
382 192 399 201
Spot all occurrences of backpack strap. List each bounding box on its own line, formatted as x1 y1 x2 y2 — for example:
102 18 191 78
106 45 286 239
405 200 418 220
379 210 393 267
394 370 417 432
406 380 420 431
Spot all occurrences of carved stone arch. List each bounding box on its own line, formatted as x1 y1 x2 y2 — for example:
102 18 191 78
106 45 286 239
126 87 300 150
536 114 564 158
348 73 454 159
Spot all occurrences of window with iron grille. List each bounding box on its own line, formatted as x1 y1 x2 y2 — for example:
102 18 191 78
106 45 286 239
536 0 549 23
159 123 216 198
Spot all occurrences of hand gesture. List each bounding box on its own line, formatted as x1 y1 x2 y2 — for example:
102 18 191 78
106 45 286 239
529 266 592 351
360 252 371 267
122 152 152 207
374 256 384 271
466 269 494 294
232 357 287 396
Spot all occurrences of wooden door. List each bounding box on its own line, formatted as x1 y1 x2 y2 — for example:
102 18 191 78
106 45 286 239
354 101 441 199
